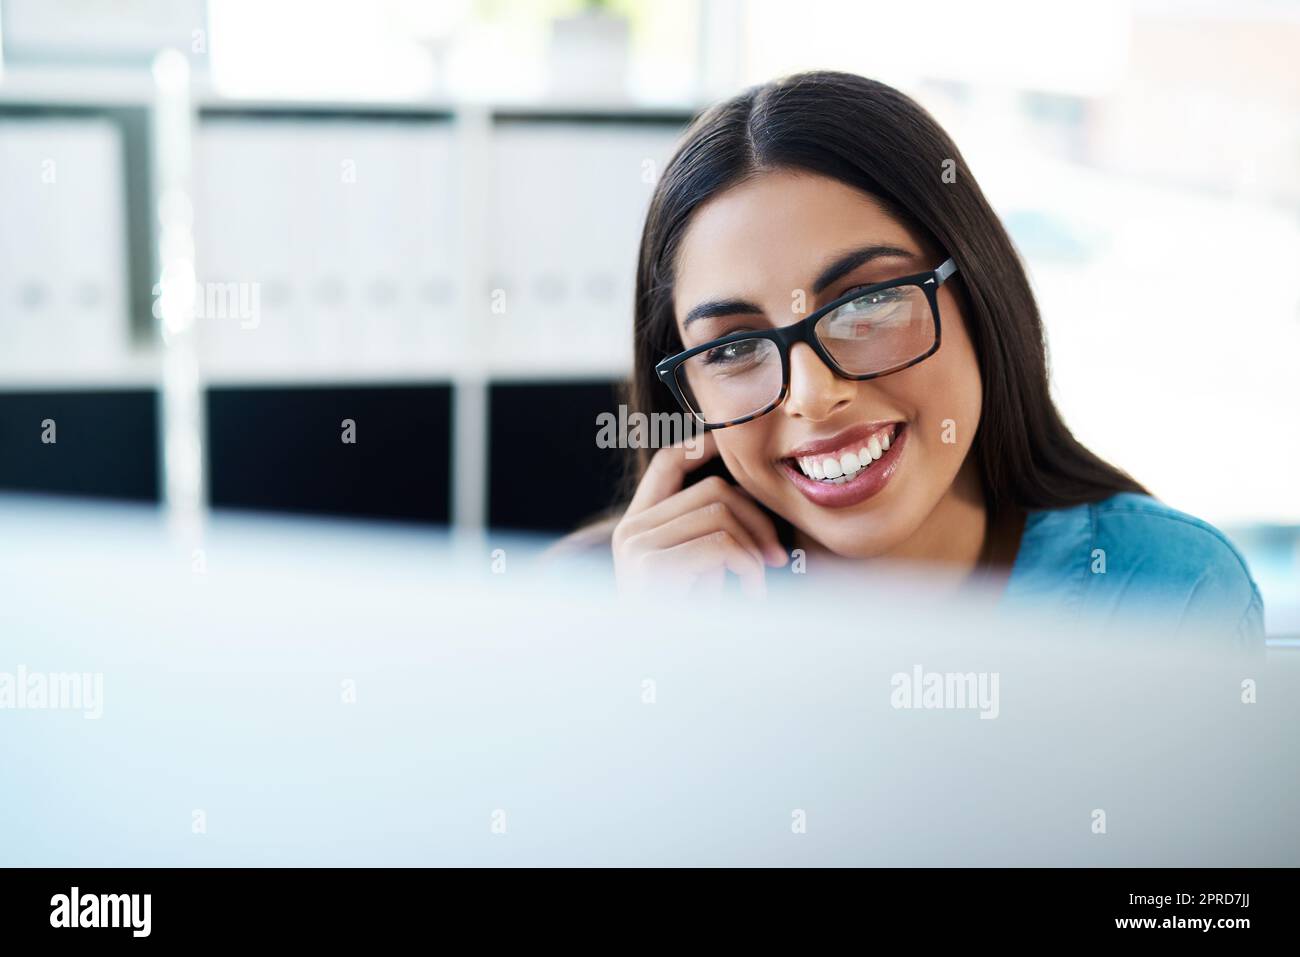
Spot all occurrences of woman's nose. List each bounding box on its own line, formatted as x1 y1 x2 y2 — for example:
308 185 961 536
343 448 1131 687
782 342 855 421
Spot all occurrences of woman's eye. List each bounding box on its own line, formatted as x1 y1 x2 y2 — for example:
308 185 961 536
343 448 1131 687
704 338 760 365
843 285 905 305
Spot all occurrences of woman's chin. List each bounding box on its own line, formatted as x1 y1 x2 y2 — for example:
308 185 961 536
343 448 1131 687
786 511 907 561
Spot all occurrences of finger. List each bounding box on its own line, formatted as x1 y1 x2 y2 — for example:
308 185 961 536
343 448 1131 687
642 531 766 599
624 500 765 567
624 476 786 566
720 485 788 568
625 430 718 516
687 565 726 600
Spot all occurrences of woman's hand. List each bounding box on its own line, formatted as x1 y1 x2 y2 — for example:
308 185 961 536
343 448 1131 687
612 433 788 598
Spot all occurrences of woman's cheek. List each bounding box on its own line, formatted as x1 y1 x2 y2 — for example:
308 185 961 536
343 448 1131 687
916 320 982 456
951 353 984 461
716 435 757 487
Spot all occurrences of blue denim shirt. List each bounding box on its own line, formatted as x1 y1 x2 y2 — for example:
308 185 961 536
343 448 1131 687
1002 492 1265 644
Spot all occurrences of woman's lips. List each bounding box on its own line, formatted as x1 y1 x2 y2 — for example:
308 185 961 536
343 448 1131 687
778 423 908 508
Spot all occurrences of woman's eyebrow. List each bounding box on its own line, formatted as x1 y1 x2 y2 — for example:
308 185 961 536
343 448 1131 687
811 244 917 294
681 244 916 329
682 297 765 329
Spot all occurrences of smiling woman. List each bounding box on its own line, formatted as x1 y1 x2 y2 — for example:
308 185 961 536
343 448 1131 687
554 70 1263 643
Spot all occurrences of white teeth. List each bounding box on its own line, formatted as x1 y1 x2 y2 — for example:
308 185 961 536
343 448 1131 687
790 425 898 484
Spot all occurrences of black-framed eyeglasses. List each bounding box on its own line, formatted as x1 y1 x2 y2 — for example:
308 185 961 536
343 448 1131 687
655 258 958 429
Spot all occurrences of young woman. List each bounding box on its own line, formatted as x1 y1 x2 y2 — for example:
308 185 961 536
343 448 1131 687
557 71 1263 643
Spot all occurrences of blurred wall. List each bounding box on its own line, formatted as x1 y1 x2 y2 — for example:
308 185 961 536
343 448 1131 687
0 0 1297 541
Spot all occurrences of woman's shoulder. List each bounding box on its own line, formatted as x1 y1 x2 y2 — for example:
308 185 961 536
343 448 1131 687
1013 492 1264 640
1087 492 1255 580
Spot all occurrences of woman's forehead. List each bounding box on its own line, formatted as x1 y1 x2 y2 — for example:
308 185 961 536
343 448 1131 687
673 171 920 317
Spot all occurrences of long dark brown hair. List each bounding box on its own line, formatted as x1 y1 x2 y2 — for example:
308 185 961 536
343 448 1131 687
565 71 1145 551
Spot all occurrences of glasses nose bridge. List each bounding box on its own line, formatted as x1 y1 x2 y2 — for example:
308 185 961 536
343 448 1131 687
781 331 855 423
773 312 824 367
775 310 838 385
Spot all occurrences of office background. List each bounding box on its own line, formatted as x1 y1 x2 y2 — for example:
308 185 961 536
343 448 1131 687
0 0 1297 630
